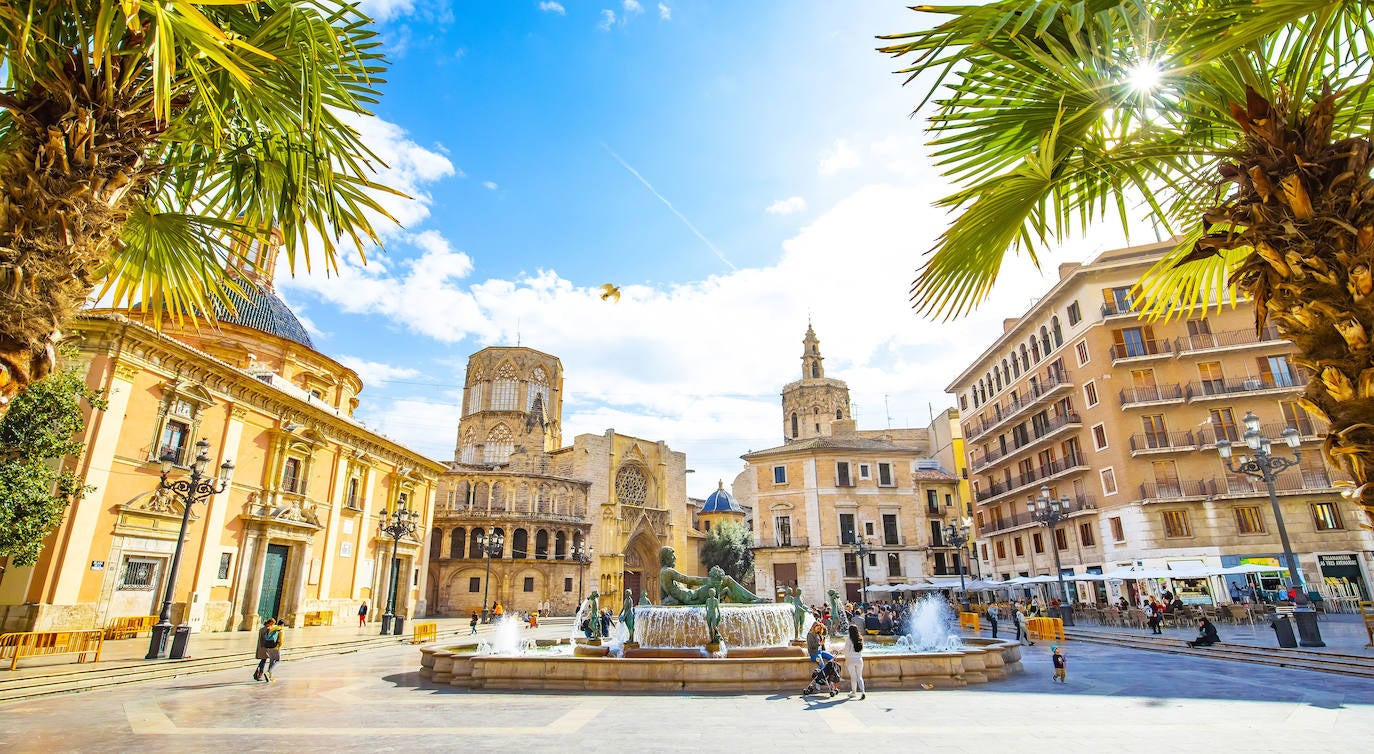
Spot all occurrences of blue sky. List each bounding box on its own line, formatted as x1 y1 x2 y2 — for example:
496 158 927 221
276 1 1131 494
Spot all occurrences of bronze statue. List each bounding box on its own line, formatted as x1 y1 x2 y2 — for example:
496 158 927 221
620 589 636 644
826 589 843 634
638 591 652 607
659 546 767 605
586 590 602 639
789 587 808 641
704 589 721 647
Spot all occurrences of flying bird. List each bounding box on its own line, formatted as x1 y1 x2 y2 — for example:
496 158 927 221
599 283 621 303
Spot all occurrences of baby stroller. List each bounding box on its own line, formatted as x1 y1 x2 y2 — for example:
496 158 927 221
802 655 842 697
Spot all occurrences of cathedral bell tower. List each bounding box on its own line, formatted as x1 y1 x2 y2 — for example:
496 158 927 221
780 324 852 443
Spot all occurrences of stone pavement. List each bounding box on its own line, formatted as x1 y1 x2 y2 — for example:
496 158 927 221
1058 612 1374 655
1 631 1371 753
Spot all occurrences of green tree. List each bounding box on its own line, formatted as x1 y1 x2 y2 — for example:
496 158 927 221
700 521 755 586
0 1 398 405
0 362 104 565
880 0 1374 522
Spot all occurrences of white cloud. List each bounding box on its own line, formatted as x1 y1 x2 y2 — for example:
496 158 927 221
482 180 499 190
538 1 566 15
818 138 861 176
598 9 616 30
765 197 807 216
658 3 671 20
358 0 416 23
336 356 422 386
341 113 459 232
623 0 643 14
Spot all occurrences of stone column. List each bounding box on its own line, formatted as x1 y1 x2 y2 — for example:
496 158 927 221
239 532 269 629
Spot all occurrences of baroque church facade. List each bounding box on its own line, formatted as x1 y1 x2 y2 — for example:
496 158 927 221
427 347 702 616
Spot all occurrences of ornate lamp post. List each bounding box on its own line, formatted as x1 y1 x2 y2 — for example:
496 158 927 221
1217 411 1323 646
378 506 419 635
942 519 972 610
146 439 233 660
572 541 594 612
852 537 874 604
1029 485 1074 625
475 528 505 623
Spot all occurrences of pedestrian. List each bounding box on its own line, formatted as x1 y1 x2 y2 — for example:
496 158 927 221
845 621 866 700
528 610 539 628
1187 617 1220 648
1013 602 1033 646
1145 601 1163 635
254 618 282 682
493 602 504 619
357 601 368 627
987 605 999 639
1051 644 1066 684
469 611 479 635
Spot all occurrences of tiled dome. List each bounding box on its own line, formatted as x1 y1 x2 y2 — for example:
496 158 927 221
212 283 314 349
701 480 742 514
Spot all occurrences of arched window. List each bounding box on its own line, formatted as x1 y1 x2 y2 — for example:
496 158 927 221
512 528 529 559
1011 354 1021 377
491 481 505 511
573 531 584 552
811 363 819 378
994 370 1002 391
473 481 489 509
790 412 798 438
1020 344 1029 371
1029 337 1040 362
1002 359 1011 385
430 527 443 560
615 465 649 506
491 361 519 410
450 527 465 559
484 424 514 465
465 380 485 416
535 530 550 559
469 527 484 557
1040 326 1051 355
555 531 567 559
459 427 477 465
835 409 843 420
1051 316 1063 347
527 366 551 411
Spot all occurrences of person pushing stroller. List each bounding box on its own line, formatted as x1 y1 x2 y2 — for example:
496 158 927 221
803 622 841 697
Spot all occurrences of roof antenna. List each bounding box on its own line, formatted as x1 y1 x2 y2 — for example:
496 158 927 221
516 318 521 347
885 394 893 429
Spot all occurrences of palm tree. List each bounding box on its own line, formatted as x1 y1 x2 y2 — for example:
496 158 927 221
880 0 1374 522
0 1 398 405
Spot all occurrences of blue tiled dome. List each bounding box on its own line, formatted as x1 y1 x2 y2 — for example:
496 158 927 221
212 283 314 349
701 481 742 514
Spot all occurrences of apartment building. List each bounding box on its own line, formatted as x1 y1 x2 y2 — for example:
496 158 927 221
947 241 1374 605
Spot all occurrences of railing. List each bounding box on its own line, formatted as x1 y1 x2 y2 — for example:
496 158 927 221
434 507 589 523
412 621 438 645
964 370 1074 440
1118 384 1185 406
975 455 1089 503
754 536 809 549
977 495 1098 535
1110 338 1174 361
1128 430 1197 453
1184 371 1310 400
0 630 104 670
1195 425 1241 445
1101 301 1140 318
1137 479 1215 500
1259 420 1327 439
1175 325 1284 353
1213 471 1335 495
103 615 157 640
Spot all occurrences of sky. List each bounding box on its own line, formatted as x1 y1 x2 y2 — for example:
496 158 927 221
275 1 1135 496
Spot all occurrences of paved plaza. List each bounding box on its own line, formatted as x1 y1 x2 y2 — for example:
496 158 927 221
2 630 1372 753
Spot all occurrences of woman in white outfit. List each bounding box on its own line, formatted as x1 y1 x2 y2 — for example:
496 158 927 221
845 621 866 699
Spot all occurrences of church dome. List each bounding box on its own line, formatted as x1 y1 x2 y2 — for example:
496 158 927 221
212 283 314 349
701 480 742 514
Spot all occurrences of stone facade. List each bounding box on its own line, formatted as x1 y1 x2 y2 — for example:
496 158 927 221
949 240 1374 604
781 324 852 443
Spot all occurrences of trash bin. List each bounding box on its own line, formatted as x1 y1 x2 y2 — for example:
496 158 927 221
1270 615 1297 648
1292 609 1326 647
168 624 193 659
392 616 406 636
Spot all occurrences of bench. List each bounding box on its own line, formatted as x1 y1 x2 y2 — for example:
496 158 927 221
1027 617 1065 641
0 630 104 670
103 615 158 640
958 612 980 632
303 610 334 627
412 621 438 645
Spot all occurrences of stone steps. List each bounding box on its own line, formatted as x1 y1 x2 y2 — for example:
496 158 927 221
1065 628 1374 678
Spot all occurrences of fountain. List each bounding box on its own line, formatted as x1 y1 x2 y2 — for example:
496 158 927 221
418 550 1022 692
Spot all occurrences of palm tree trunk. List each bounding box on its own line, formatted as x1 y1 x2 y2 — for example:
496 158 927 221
0 89 152 407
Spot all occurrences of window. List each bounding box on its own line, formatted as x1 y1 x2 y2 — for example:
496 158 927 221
217 553 232 579
1280 400 1315 435
774 516 793 546
1083 381 1098 407
1100 467 1118 496
1152 460 1181 496
1113 326 1153 358
1260 355 1298 387
882 514 899 545
1197 361 1225 394
1067 301 1082 325
1079 522 1096 547
1013 537 1024 556
1235 506 1265 534
877 462 894 487
1092 423 1108 450
843 552 859 578
491 362 519 410
1106 286 1134 314
1032 532 1045 554
450 528 465 559
839 513 857 545
791 412 798 438
980 543 989 561
346 477 361 509
1162 510 1192 538
926 489 941 516
159 420 190 465
888 553 902 577
523 577 535 592
995 540 1006 559
121 558 158 589
1312 502 1344 530
864 521 875 538
1210 408 1239 443
858 463 871 480
469 577 481 592
282 458 302 493
1054 528 1068 550
1109 517 1125 542
565 577 574 592
466 381 485 415
836 462 852 487
773 465 787 484
1142 414 1168 448
1075 341 1090 366
484 424 515 465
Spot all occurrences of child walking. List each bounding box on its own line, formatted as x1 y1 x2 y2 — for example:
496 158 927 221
1051 645 1066 683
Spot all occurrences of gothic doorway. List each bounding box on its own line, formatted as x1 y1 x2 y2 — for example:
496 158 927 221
622 570 642 603
622 531 661 604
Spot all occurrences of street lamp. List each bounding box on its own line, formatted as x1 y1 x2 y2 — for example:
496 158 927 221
146 438 233 660
1029 485 1074 624
1217 411 1323 646
474 528 505 623
942 518 972 610
378 505 419 635
852 537 874 605
571 541 594 611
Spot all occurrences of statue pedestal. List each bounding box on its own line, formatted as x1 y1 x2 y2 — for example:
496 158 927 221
790 639 807 647
704 643 722 653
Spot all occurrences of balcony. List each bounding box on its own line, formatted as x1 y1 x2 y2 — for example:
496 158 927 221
977 495 1099 536
1118 383 1186 409
1101 301 1142 320
975 454 1090 503
753 536 809 549
1128 430 1198 455
964 370 1074 441
1184 371 1309 402
1175 325 1286 355
1110 338 1174 364
1211 471 1335 497
970 408 1081 472
1136 479 1215 502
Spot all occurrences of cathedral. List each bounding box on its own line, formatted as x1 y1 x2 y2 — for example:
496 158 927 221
426 347 703 616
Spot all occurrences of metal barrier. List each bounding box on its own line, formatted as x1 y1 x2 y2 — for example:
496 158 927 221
412 621 438 645
103 615 158 640
303 610 334 627
0 630 105 670
1027 617 1065 641
958 612 980 632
